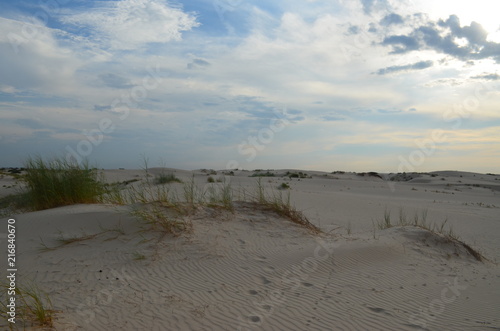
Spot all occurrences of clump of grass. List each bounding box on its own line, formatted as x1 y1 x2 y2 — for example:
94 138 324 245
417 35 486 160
111 166 317 237
377 207 392 229
183 175 201 209
419 208 428 228
250 179 320 233
205 177 233 211
376 207 486 262
371 219 378 239
132 251 146 260
103 183 129 205
132 203 190 237
104 158 191 237
0 280 54 329
155 172 181 185
278 182 290 190
105 158 179 206
21 155 105 210
255 178 266 204
398 207 407 225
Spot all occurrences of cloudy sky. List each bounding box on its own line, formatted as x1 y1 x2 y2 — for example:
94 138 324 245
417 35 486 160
0 0 499 172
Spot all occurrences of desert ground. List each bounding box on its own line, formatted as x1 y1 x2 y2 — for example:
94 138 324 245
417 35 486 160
1 168 499 330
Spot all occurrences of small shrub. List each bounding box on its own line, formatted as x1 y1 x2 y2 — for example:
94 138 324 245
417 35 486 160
207 176 215 183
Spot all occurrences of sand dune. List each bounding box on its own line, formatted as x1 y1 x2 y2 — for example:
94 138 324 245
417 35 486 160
1 169 499 330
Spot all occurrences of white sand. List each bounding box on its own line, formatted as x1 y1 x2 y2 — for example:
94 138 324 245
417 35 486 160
1 169 499 330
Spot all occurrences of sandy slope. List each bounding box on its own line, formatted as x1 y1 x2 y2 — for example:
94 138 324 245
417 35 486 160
0 169 499 330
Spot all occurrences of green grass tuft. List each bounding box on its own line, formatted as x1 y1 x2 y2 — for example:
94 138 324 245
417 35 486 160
21 155 105 210
155 172 182 184
249 179 320 233
278 182 291 190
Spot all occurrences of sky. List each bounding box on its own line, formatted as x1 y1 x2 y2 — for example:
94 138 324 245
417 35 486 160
0 0 499 172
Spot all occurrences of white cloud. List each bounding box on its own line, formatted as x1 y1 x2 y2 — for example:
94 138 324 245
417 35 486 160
61 0 199 50
0 18 80 94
